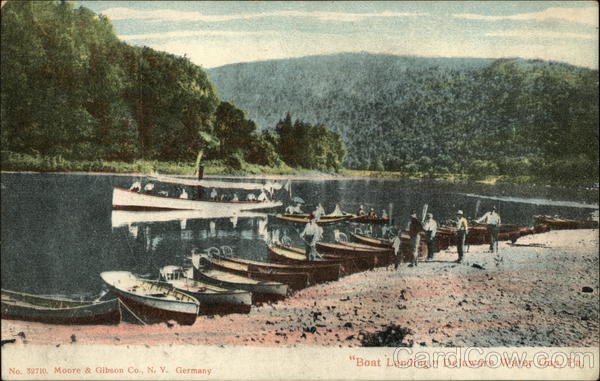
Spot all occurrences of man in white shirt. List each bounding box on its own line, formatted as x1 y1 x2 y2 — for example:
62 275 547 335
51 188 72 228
476 206 501 253
423 213 438 260
300 214 323 260
392 233 402 270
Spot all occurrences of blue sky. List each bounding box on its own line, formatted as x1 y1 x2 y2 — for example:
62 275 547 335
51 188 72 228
77 1 598 69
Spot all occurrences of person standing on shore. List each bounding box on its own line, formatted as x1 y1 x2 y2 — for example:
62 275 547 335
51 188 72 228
476 206 501 253
456 210 469 263
423 213 438 260
408 209 423 267
392 231 402 270
300 213 323 260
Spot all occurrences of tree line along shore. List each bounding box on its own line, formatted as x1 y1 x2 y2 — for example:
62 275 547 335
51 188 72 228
1 1 598 186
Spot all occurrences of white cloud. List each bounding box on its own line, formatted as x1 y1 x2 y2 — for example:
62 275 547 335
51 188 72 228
141 29 597 70
453 7 598 26
100 7 429 23
120 30 274 41
485 29 595 40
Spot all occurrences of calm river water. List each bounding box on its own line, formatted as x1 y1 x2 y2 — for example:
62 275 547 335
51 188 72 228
1 173 597 296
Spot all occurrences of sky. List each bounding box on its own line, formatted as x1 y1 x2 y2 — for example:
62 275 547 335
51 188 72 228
77 1 598 69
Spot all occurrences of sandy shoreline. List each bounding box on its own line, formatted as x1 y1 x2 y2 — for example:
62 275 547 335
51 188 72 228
2 229 598 348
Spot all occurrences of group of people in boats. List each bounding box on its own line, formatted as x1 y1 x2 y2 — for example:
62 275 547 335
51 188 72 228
129 182 270 202
357 205 388 219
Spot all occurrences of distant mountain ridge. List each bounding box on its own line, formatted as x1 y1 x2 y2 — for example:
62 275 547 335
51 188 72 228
208 53 497 132
207 53 598 183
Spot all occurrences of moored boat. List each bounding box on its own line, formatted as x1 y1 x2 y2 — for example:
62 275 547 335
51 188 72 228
533 215 599 230
191 255 288 304
274 214 350 225
315 241 393 267
215 254 341 284
349 215 390 224
201 256 310 291
436 223 546 246
267 244 369 274
348 232 429 261
280 212 355 220
159 266 252 315
349 232 393 248
112 187 282 212
1 289 121 325
100 271 199 325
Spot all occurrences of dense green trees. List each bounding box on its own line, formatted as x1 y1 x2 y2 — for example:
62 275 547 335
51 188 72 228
1 1 344 172
3 1 596 182
275 113 346 171
209 54 599 183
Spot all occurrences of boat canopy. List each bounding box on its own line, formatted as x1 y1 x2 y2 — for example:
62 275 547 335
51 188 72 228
151 174 282 191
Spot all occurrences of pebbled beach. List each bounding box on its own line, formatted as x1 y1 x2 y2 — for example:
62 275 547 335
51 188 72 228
2 229 598 347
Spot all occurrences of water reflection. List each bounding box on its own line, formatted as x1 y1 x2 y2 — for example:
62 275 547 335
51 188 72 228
1 173 597 295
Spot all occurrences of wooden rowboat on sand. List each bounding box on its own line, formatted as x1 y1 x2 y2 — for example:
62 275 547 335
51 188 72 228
267 244 371 274
159 266 252 315
191 255 288 304
100 271 199 325
533 215 599 230
214 254 341 284
201 255 310 291
1 289 121 325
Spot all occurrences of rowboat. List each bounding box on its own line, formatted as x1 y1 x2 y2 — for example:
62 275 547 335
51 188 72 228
215 254 341 284
112 187 282 212
267 244 369 274
201 256 310 291
100 271 199 325
349 215 390 224
349 232 393 248
436 223 547 246
159 266 251 315
1 289 121 325
191 255 288 304
280 212 355 220
349 232 429 261
274 214 349 225
533 215 599 230
315 242 393 266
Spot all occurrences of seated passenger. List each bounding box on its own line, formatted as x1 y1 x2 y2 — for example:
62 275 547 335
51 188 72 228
232 193 239 201
258 190 268 202
179 189 188 199
357 205 366 216
368 208 377 218
381 209 388 219
247 193 257 201
143 183 155 193
129 181 141 192
210 188 218 200
331 204 343 216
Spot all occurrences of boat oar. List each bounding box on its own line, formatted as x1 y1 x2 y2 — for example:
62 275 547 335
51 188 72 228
414 204 428 264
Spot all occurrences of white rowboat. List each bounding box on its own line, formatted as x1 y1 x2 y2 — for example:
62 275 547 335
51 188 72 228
100 271 199 325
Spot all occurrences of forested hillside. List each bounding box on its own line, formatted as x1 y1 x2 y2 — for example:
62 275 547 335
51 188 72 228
0 1 345 172
208 54 599 183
